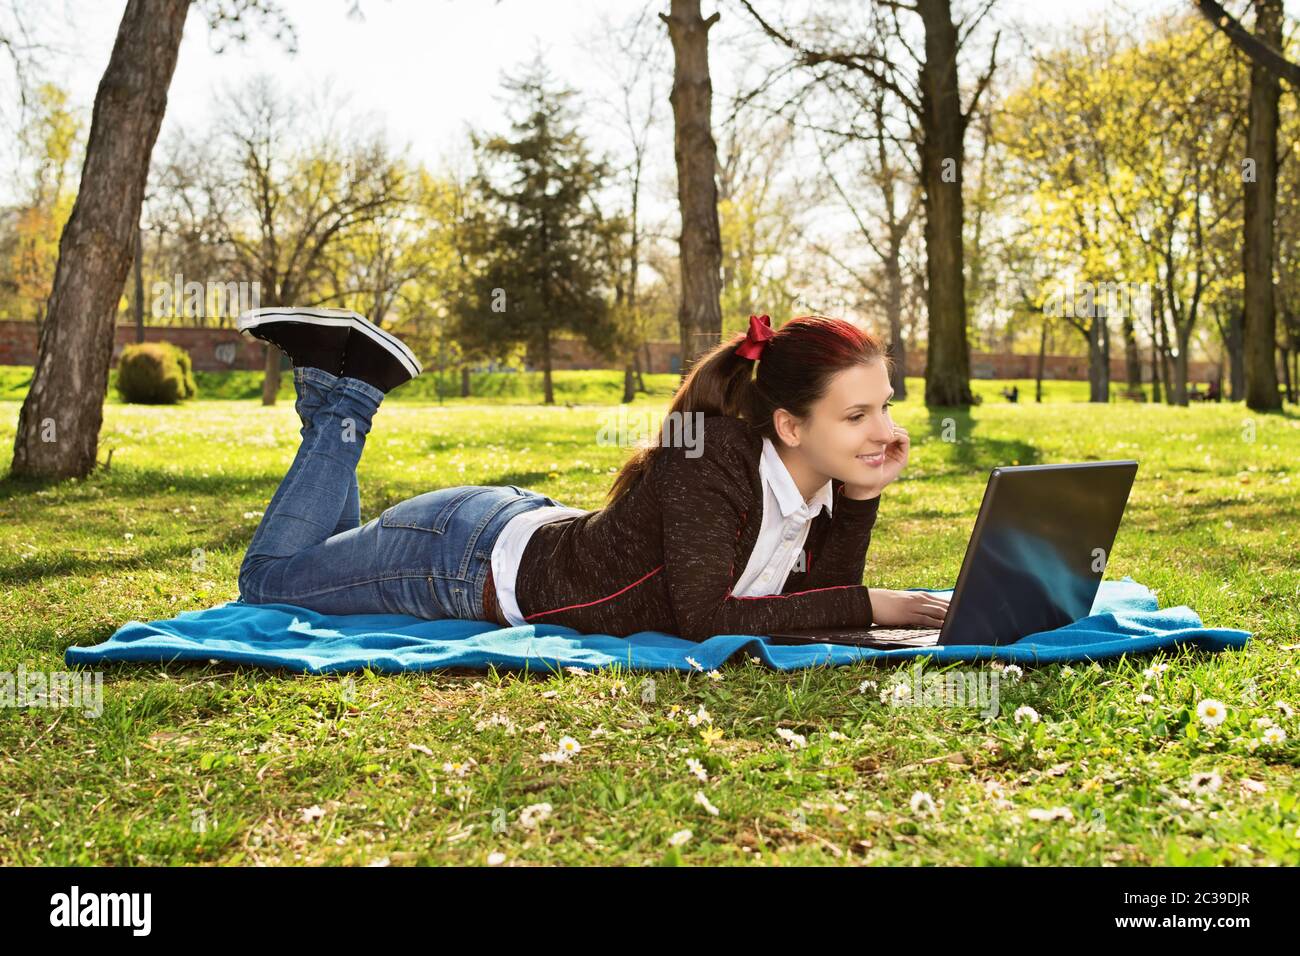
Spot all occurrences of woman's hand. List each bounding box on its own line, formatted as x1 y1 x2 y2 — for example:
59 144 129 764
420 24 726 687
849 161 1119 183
844 425 910 499
868 588 950 627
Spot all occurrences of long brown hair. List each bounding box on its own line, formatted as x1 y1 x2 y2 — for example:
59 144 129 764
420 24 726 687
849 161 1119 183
603 315 893 505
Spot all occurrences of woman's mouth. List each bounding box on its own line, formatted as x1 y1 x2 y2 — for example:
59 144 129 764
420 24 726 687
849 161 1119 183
857 451 885 467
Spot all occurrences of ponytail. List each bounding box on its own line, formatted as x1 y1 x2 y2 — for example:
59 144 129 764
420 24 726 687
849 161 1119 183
603 315 890 506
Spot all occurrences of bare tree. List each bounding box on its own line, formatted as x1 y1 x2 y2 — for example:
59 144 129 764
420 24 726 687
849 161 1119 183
10 0 191 479
660 0 725 380
806 83 921 399
587 4 670 401
203 77 406 404
9 0 297 480
739 0 1000 407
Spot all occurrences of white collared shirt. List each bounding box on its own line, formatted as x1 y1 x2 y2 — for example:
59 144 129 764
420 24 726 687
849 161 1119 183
492 504 589 626
730 436 834 596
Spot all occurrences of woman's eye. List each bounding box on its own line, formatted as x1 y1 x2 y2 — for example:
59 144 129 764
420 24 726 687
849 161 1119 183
850 414 864 423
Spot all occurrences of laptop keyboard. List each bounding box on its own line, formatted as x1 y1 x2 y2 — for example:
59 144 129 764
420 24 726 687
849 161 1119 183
868 627 942 645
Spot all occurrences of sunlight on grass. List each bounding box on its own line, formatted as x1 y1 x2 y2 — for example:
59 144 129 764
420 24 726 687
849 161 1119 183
1 371 1297 865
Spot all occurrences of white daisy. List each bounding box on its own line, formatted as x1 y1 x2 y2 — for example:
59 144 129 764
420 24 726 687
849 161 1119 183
668 829 693 847
1196 698 1227 727
686 757 708 782
688 704 712 727
557 735 581 756
684 656 704 671
1276 700 1294 718
1013 705 1040 724
858 679 878 693
883 683 912 704
517 802 552 829
1189 771 1222 794
910 791 937 816
487 851 506 865
1026 806 1074 822
707 669 724 681
775 727 807 749
694 791 720 816
1002 664 1024 680
1136 693 1155 705
1261 726 1287 745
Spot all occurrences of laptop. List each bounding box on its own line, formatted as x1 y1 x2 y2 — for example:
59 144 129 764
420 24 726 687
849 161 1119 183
765 460 1139 649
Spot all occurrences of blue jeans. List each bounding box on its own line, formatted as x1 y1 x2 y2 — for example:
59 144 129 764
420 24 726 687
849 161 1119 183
237 366 562 620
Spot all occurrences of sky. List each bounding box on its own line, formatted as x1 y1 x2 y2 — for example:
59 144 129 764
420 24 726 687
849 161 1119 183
0 0 1288 353
5 0 1211 202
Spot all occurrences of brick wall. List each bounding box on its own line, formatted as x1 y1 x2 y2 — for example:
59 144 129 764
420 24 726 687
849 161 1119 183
527 337 1222 383
0 320 271 372
0 320 1223 383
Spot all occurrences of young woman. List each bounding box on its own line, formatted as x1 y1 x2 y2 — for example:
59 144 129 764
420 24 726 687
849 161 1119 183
236 308 949 640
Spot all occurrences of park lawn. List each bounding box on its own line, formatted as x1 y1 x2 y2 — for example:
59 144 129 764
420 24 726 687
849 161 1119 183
0 369 1297 866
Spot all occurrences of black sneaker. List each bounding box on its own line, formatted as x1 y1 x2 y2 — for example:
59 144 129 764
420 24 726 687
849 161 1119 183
337 313 423 393
236 307 354 376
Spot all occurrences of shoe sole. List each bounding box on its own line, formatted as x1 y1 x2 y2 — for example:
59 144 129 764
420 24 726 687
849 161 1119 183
237 307 423 378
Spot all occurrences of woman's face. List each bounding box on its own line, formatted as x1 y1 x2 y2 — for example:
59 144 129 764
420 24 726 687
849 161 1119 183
781 360 895 485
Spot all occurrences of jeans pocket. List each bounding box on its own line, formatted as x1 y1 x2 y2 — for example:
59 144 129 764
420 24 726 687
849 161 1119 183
379 486 495 534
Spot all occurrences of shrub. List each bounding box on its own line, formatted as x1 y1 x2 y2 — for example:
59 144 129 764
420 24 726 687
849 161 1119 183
116 342 198 404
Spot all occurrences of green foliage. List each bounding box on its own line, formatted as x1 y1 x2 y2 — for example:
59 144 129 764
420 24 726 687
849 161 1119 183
451 56 624 369
115 342 198 405
0 393 1296 864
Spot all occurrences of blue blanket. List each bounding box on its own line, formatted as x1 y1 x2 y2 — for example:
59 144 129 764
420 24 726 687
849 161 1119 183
63 577 1250 673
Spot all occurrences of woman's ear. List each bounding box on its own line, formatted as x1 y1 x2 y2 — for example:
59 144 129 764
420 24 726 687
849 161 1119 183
771 407 800 448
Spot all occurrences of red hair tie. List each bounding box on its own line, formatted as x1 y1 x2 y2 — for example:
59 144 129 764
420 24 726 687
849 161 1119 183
734 313 774 360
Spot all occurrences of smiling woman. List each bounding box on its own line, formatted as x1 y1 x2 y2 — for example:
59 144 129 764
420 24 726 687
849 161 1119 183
233 309 945 639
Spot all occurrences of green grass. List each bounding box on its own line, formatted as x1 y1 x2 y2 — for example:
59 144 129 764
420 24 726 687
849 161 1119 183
1 368 1298 865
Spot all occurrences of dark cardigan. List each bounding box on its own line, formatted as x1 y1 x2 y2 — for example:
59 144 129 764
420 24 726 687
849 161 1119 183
512 413 880 641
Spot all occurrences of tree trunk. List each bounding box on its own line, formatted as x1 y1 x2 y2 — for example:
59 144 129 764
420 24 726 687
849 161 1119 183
541 329 554 404
1102 313 1111 399
1086 312 1110 403
461 365 471 398
885 251 907 400
633 350 646 392
1035 316 1048 403
622 360 635 404
10 0 190 479
1158 311 1176 405
133 225 145 344
1151 303 1163 404
660 0 723 376
1243 0 1283 410
1227 307 1246 400
917 0 973 407
1173 325 1192 405
1087 326 1104 402
1122 314 1142 390
261 342 282 405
